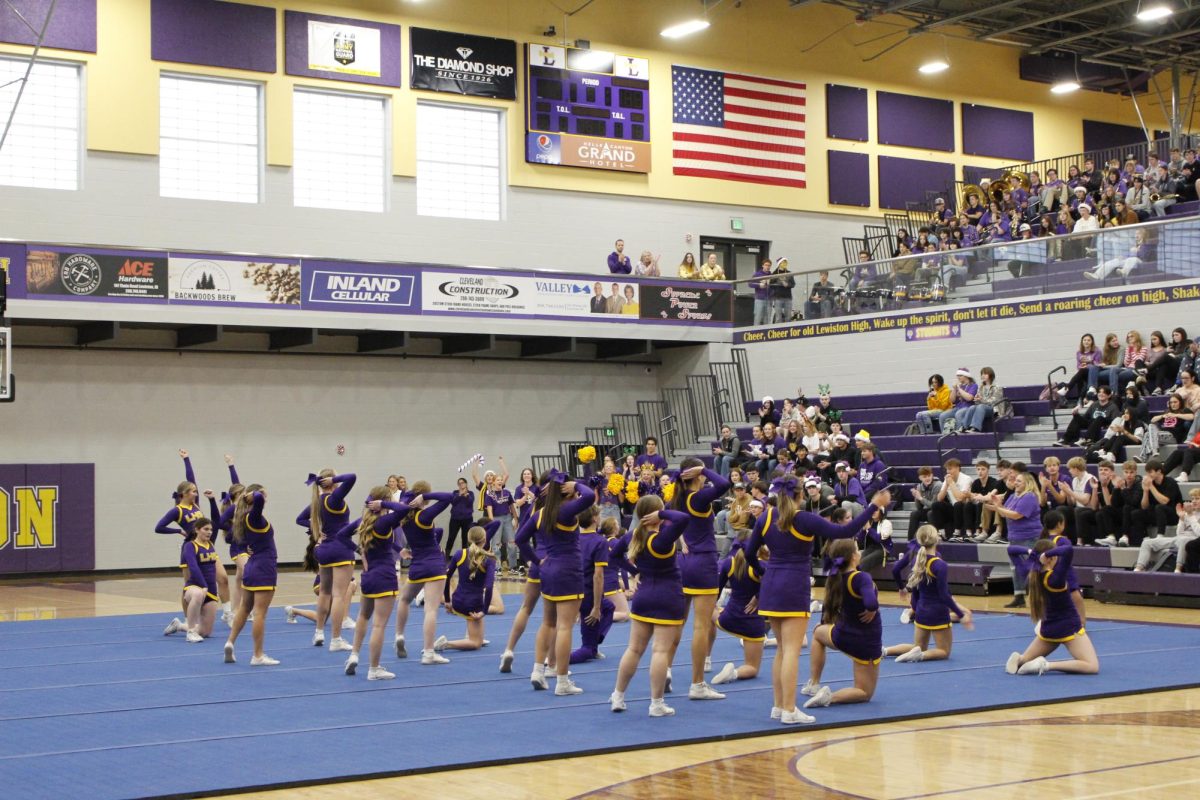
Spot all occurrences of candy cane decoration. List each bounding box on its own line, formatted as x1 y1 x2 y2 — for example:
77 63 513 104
457 453 484 473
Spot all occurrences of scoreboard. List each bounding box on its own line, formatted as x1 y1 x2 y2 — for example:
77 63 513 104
525 44 650 173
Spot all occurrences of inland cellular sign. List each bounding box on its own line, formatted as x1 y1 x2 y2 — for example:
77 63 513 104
524 43 650 173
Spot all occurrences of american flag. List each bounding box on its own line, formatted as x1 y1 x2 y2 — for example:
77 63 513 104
671 65 806 189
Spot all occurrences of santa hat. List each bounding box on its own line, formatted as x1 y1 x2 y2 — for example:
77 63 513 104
854 430 871 442
956 367 972 379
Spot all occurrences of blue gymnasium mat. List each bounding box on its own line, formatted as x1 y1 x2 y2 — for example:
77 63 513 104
1 606 1199 800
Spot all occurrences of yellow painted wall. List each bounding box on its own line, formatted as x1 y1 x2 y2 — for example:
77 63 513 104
0 0 1187 217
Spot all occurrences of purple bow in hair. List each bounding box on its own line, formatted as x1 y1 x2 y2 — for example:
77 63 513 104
823 555 847 576
770 475 799 496
546 469 568 485
304 473 320 486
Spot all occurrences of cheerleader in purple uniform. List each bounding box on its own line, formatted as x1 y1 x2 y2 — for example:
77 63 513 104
516 469 595 695
669 458 733 700
883 525 974 662
498 483 551 675
296 469 357 651
446 478 475 557
163 515 221 643
709 535 768 686
391 482 453 664
223 485 279 666
803 538 883 708
608 496 690 717
1005 539 1100 676
570 507 614 664
344 487 416 680
746 478 889 725
890 538 921 625
600 517 631 622
439 525 498 651
1039 510 1087 627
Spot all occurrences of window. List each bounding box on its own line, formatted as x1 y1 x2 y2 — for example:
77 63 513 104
293 88 388 213
160 74 261 203
417 102 503 221
0 57 82 190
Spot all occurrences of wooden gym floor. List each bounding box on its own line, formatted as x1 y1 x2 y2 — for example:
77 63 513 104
3 571 1198 800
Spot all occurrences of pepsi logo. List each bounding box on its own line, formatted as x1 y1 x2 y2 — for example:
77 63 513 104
536 135 553 152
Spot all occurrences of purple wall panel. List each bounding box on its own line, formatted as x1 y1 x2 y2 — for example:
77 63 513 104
151 0 276 74
1083 119 1146 152
877 155 955 210
827 151 870 207
961 103 1033 161
826 84 868 142
876 91 954 152
963 165 1003 186
284 11 403 88
0 0 95 52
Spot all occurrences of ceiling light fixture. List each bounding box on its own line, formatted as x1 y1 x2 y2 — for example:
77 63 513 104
661 19 711 39
918 60 950 74
1050 80 1081 94
1136 3 1174 22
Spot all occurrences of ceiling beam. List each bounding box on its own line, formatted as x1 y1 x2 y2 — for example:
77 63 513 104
866 0 927 19
914 0 1028 32
1030 17 1148 54
1090 25 1200 59
981 0 1128 40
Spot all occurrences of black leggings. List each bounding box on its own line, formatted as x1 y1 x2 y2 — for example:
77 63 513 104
1147 355 1180 393
445 518 472 556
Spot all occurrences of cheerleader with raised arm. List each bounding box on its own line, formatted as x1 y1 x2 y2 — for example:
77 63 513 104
296 469 357 651
391 482 454 664
223 485 279 666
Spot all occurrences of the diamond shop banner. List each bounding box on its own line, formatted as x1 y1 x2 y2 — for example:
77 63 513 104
169 256 301 306
410 27 517 99
638 282 734 323
25 247 168 300
0 463 95 574
308 18 381 77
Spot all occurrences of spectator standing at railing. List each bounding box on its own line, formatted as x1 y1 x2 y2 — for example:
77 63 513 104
1126 176 1152 221
751 258 772 326
678 252 700 280
607 239 632 275
701 254 726 281
768 258 795 323
634 251 661 278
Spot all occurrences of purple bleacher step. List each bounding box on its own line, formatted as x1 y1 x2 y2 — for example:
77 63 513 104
1086 568 1200 597
1166 200 1200 217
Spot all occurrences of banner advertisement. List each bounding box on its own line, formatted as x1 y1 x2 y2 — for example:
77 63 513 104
525 43 651 173
410 27 517 99
25 247 168 300
0 463 95 574
638 283 734 323
169 256 301 306
422 271 643 319
302 261 421 315
0 242 24 300
307 19 382 77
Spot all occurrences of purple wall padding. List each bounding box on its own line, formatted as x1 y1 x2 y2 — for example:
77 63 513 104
0 463 95 574
961 103 1033 161
963 165 1003 185
1083 119 1146 152
0 0 95 52
284 11 402 87
877 155 955 210
827 151 870 207
826 84 868 142
876 91 954 151
151 0 276 73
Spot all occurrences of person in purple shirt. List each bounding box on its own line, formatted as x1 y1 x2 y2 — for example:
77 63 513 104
607 238 632 274
986 470 1042 608
833 461 866 515
1004 539 1099 676
446 477 475 557
855 443 889 501
635 436 668 477
940 368 979 431
484 478 517 572
512 467 539 528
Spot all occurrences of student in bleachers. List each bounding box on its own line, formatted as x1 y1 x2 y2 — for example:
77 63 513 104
712 425 741 479
1088 408 1143 465
908 466 941 537
1161 427 1200 482
1038 456 1074 533
1138 330 1181 395
967 367 1007 432
1061 334 1102 401
939 369 978 432
856 442 888 502
833 461 866 518
1078 460 1121 546
967 460 1004 543
1057 386 1119 447
1040 168 1068 211
677 252 700 280
932 458 972 541
915 374 952 434
1143 393 1194 462
778 397 801 429
857 504 892 572
757 397 780 428
1123 384 1150 429
1128 460 1182 548
1084 228 1155 281
1134 488 1200 572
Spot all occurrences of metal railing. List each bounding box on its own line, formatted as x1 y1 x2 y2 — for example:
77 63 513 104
660 413 679 460
732 348 754 415
1046 365 1068 430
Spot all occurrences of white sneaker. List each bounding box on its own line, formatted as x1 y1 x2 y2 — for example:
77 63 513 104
284 606 297 624
800 680 820 696
688 682 726 700
770 706 784 720
712 662 739 685
649 700 676 717
163 618 184 636
186 630 203 643
344 652 359 675
810 599 824 615
764 636 778 647
221 609 233 626
530 669 548 690
482 639 490 646
896 646 925 663
250 654 280 666
313 630 325 647
342 617 356 630
433 634 448 652
972 532 989 543
1018 655 1049 675
1005 651 1021 675
223 642 235 663
1117 536 1130 547
610 691 627 712
395 636 407 659
368 666 396 681
985 532 1003 544
1083 270 1099 280
500 649 514 673
554 676 584 695
329 637 352 653
803 685 833 709
899 608 913 625
704 655 712 672
414 588 425 607
421 650 449 665
1095 535 1117 547
781 708 816 725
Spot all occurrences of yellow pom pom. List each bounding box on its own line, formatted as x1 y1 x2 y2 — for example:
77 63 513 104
625 480 639 503
663 483 675 503
578 445 597 464
607 473 626 496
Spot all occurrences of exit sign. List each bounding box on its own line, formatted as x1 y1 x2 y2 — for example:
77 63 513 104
604 427 616 437
730 217 744 232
